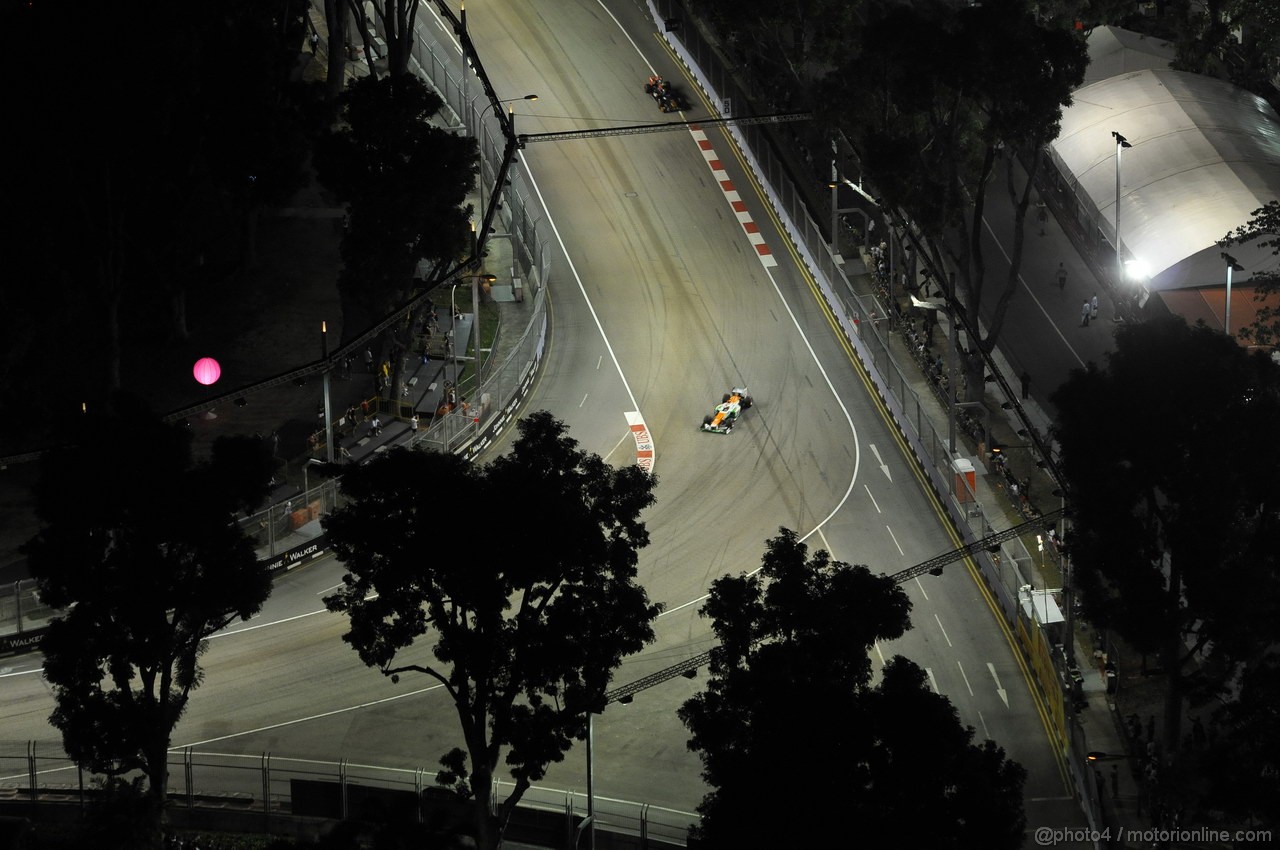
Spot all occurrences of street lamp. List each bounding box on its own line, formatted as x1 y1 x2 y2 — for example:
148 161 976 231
1221 252 1244 336
1111 131 1132 295
478 94 538 227
321 321 334 463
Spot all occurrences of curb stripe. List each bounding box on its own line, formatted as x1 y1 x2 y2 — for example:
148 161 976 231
688 126 777 268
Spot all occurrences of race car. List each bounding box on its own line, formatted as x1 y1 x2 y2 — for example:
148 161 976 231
644 75 688 113
701 388 753 434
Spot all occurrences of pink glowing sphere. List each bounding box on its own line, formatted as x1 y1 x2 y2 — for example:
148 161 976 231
193 357 222 386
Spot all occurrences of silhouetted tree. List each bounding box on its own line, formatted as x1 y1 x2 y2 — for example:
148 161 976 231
690 0 859 96
314 73 477 317
1197 653 1280 830
1220 199 1280 348
323 412 662 850
823 0 1087 398
3 0 315 450
1052 316 1280 762
22 397 276 849
679 529 1026 849
345 0 426 79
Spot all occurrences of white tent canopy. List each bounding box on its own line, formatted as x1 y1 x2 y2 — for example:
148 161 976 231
1048 67 1280 291
1080 25 1174 87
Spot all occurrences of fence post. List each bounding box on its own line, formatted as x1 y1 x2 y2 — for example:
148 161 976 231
185 747 194 809
262 752 272 829
26 742 36 806
339 757 348 820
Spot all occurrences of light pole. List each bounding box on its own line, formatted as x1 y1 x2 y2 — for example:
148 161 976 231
1111 131 1132 295
321 321 334 463
1222 252 1244 336
478 94 538 227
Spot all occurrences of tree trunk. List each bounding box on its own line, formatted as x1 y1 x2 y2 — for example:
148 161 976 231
325 0 347 102
1162 554 1184 757
242 206 260 270
170 288 189 342
143 740 169 850
471 764 498 850
106 292 123 391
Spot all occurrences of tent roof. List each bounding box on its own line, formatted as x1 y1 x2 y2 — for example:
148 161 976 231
1081 25 1175 87
1049 67 1280 290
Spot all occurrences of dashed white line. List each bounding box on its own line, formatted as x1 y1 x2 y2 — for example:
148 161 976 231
885 525 905 557
926 667 940 694
864 484 882 513
579 393 589 408
957 661 975 696
914 577 930 601
934 613 953 647
978 710 991 740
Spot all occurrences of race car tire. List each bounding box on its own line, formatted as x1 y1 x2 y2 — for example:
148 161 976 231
702 415 712 428
741 396 753 409
722 393 731 403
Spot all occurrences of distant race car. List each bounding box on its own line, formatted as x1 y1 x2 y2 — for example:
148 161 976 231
701 388 753 434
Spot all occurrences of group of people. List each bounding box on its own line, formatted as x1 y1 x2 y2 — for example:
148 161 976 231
1080 293 1100 327
644 75 683 113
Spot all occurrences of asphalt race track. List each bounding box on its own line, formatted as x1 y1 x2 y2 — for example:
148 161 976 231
0 0 1089 839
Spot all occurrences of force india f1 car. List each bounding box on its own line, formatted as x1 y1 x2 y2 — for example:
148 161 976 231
701 388 753 434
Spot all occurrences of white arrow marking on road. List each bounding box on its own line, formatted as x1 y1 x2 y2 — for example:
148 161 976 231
988 662 1010 708
869 443 892 481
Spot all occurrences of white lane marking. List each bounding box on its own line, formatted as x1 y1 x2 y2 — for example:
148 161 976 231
926 667 940 694
596 355 603 370
914 577 930 601
579 393 589 407
597 0 862 589
864 484 881 513
426 1 655 474
661 594 708 617
522 158 652 471
988 662 1011 708
885 525 905 557
175 682 448 750
873 640 886 666
934 613 953 647
869 443 891 481
979 710 991 740
817 526 832 554
212 607 329 638
980 216 1085 368
957 661 975 696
